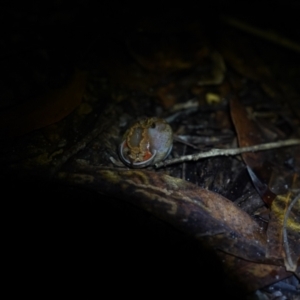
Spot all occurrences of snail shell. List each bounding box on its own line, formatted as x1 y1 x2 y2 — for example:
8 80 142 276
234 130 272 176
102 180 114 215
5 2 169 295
119 117 173 168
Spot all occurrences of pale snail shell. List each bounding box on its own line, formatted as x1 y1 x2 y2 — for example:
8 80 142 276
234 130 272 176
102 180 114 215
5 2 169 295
119 117 173 168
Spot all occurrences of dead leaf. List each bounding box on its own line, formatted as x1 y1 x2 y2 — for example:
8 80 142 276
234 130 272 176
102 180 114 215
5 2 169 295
58 167 277 265
230 96 300 273
126 32 201 72
0 69 87 140
230 96 266 168
230 96 277 205
57 166 299 291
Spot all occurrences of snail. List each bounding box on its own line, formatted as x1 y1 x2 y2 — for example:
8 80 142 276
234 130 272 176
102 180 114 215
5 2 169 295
118 117 173 168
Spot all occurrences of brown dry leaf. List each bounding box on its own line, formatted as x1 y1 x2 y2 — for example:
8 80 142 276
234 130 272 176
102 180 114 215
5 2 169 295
230 96 300 274
0 69 87 140
59 167 266 261
58 166 298 290
126 33 201 72
230 96 266 168
230 96 276 205
59 167 274 264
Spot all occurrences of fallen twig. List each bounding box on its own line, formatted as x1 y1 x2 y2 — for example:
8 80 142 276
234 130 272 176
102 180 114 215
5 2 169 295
221 16 300 53
155 139 300 168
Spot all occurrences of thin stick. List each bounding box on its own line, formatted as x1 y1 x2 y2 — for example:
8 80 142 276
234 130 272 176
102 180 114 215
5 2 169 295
221 16 300 53
155 139 300 168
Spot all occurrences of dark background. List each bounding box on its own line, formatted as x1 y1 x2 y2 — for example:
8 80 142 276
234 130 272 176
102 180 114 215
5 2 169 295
2 1 299 297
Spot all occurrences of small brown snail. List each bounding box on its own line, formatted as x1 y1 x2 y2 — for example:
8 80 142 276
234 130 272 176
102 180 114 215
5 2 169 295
119 117 173 168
